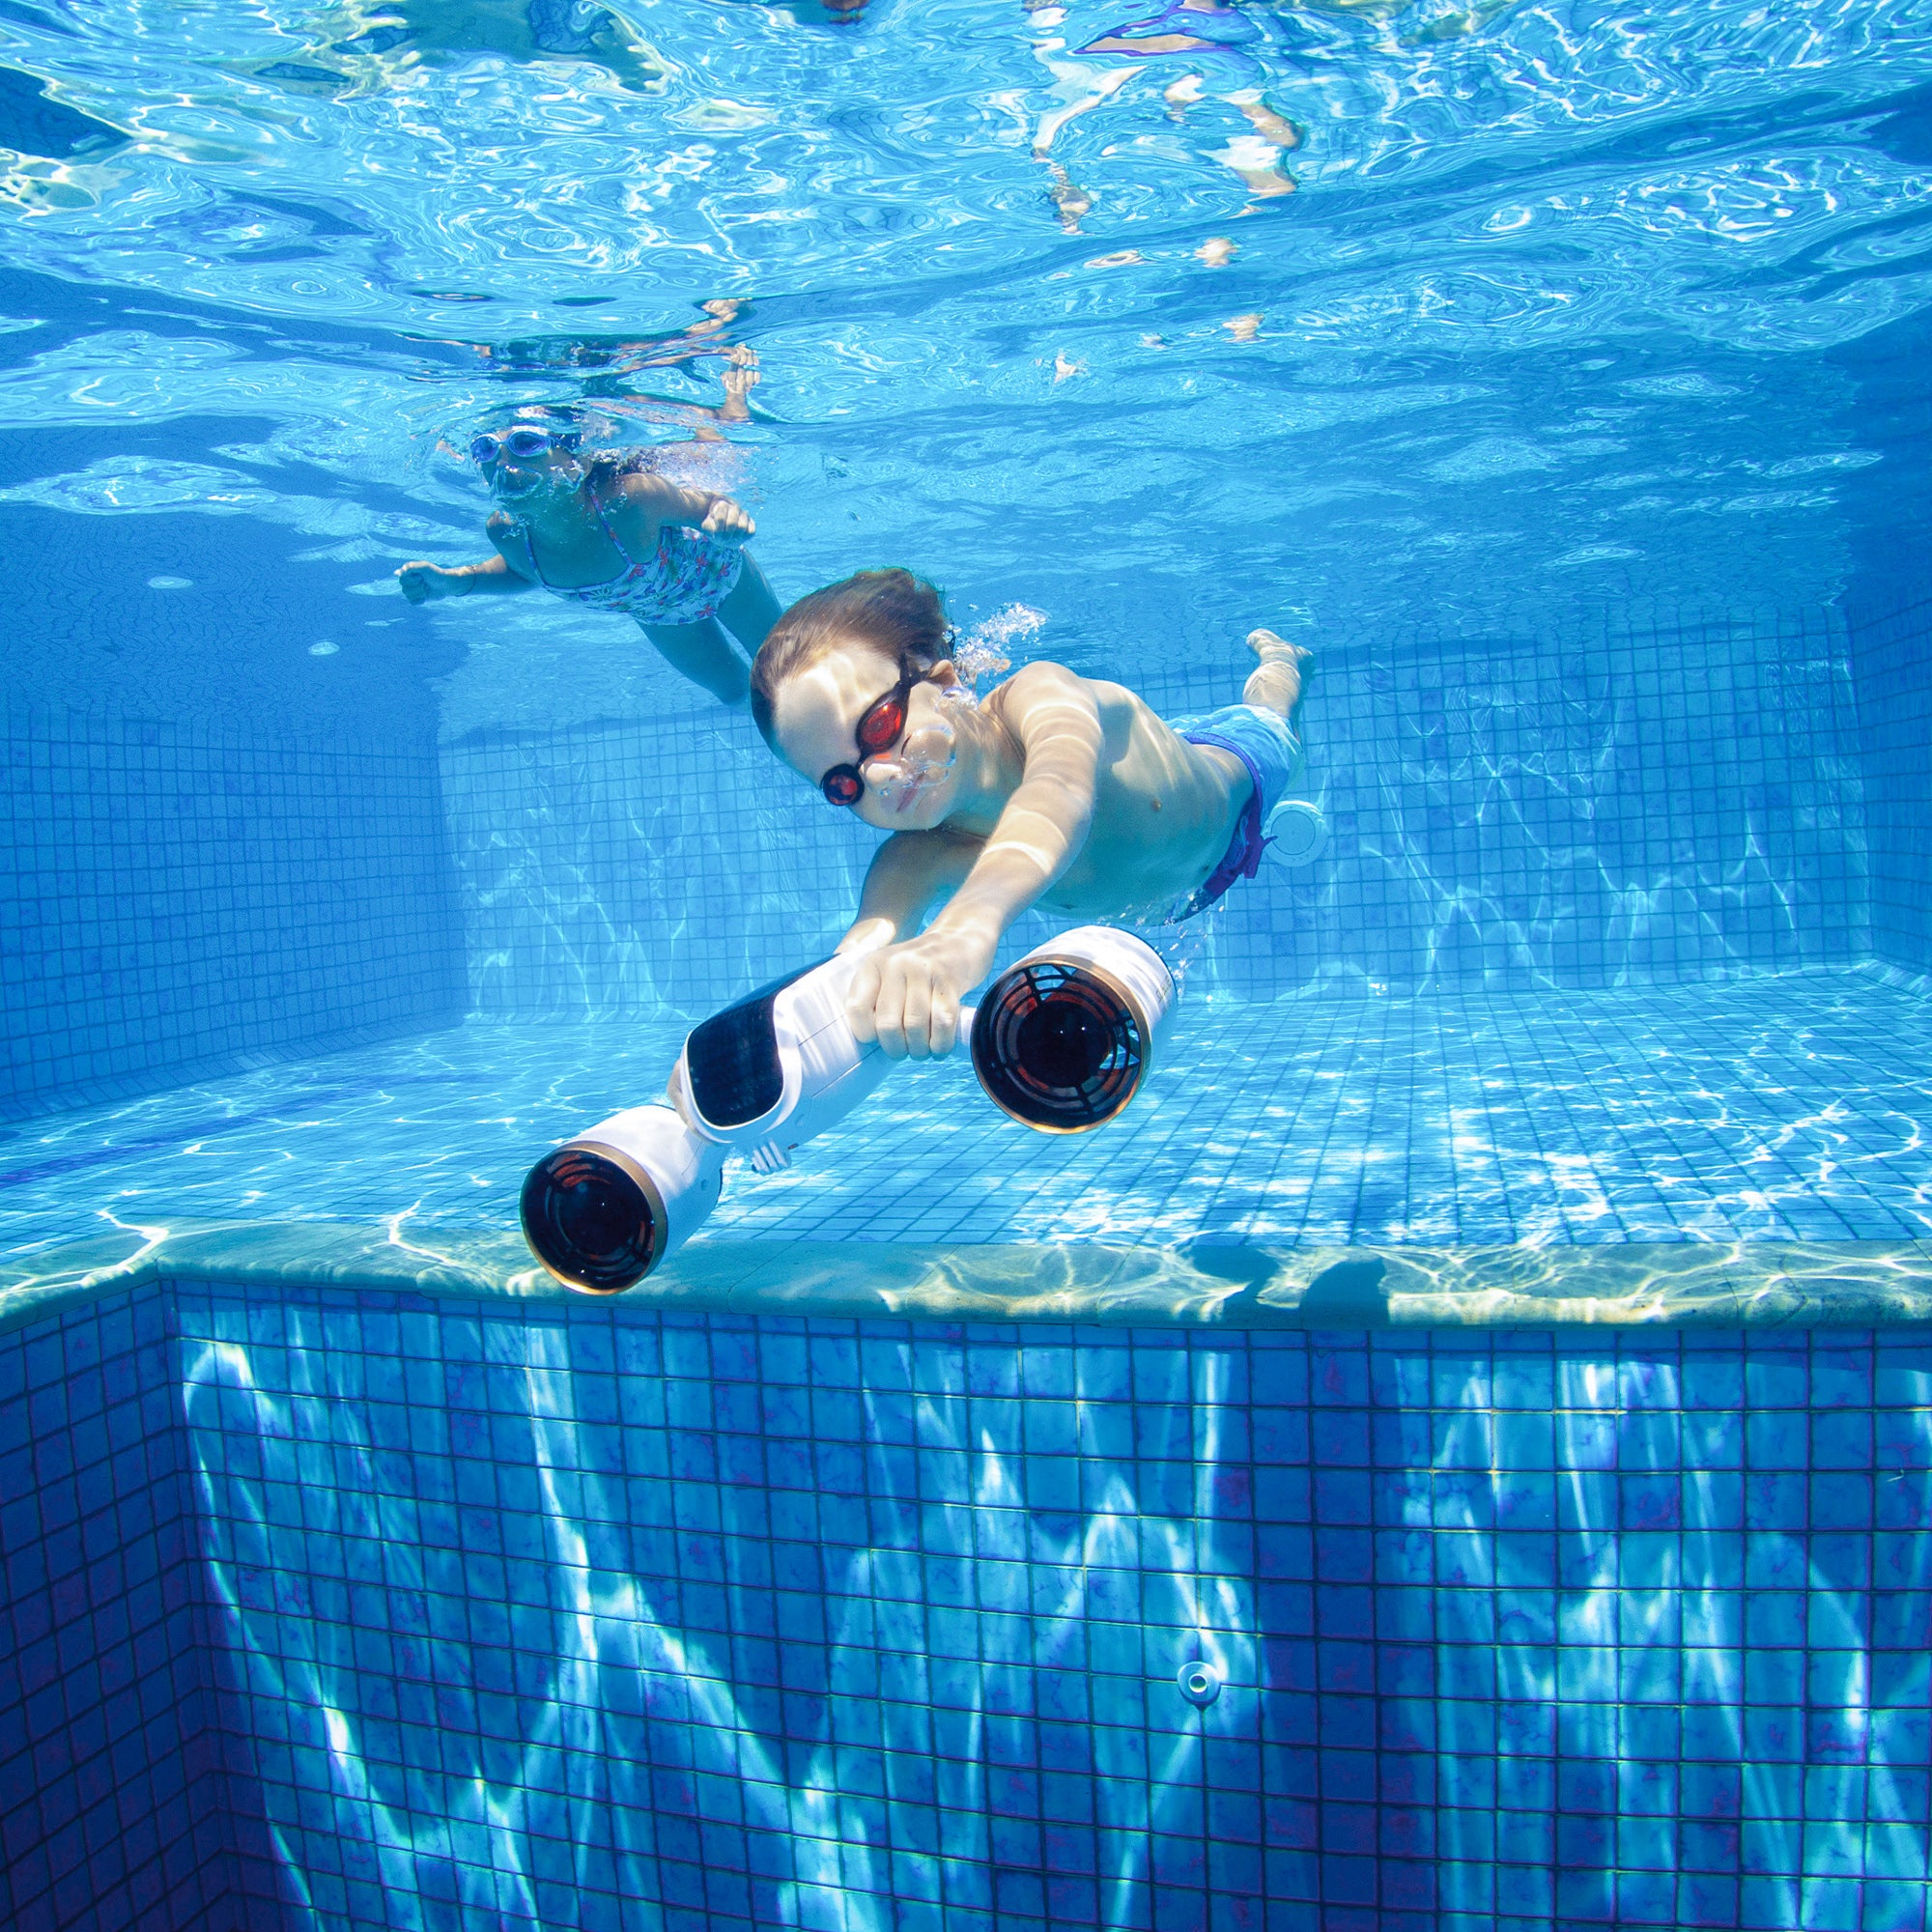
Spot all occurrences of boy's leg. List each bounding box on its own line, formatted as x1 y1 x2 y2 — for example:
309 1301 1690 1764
1242 627 1309 718
641 617 751 705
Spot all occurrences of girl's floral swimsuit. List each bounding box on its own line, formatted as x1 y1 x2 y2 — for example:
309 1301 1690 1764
512 486 743 627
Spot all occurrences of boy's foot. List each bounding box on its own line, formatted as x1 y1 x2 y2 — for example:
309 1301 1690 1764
1247 626 1310 668
1243 628 1309 716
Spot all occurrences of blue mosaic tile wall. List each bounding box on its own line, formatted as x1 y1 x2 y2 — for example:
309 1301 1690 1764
441 608 1868 1017
0 1285 244 1932
1848 595 1932 975
11 1279 1929 1932
1 704 468 1120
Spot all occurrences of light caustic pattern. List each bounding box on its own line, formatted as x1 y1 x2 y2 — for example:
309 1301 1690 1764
184 1311 1260 1929
7 972 1932 1263
182 1298 1932 1930
0 0 1929 665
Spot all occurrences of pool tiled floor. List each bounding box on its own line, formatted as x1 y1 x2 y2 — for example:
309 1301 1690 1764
2 967 1927 1263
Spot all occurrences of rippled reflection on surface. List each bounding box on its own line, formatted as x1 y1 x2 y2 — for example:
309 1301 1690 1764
0 0 1925 659
3 3 1929 1924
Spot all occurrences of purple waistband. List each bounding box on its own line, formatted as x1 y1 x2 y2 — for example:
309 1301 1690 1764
1179 729 1268 916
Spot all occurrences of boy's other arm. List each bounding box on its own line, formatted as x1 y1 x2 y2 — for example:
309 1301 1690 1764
848 664 1103 1059
836 829 984 959
394 551 533 603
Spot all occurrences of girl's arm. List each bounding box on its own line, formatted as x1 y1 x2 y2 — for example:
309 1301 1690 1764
394 553 534 603
615 471 758 546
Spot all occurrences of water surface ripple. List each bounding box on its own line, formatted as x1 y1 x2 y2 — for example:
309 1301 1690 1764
0 0 1927 643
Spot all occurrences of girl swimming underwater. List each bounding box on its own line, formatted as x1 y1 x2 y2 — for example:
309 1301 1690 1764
394 411 781 706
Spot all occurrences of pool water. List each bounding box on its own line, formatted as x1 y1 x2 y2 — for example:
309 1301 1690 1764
3 0 1932 1927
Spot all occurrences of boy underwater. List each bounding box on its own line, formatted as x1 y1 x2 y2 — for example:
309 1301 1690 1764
751 568 1307 1061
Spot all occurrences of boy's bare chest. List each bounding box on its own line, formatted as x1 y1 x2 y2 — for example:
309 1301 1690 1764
1045 746 1243 915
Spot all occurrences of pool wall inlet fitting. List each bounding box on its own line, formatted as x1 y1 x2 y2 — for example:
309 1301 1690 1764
1176 1660 1222 1707
969 925 1178 1133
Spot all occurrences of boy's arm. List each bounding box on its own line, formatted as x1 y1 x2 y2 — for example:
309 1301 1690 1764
847 664 1103 1060
837 830 984 959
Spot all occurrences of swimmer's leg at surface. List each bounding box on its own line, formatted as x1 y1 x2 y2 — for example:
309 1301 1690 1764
641 616 752 706
1243 627 1310 718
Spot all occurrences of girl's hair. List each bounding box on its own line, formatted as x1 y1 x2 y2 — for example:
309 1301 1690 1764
750 568 952 745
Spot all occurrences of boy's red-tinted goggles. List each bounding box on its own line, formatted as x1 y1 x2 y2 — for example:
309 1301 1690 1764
819 671 916 807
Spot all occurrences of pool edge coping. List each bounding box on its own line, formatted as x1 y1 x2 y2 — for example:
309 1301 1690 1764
6 1220 1932 1334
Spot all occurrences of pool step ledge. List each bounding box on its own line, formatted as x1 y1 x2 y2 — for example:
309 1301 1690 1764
5 1220 1932 1335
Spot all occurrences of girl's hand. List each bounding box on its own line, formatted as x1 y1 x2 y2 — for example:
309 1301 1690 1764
395 561 461 604
845 927 994 1061
699 497 756 546
719 357 759 422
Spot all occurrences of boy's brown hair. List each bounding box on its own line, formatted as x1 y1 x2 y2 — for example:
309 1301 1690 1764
750 568 951 746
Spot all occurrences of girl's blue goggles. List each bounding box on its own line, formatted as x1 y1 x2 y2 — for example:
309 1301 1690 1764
470 426 580 466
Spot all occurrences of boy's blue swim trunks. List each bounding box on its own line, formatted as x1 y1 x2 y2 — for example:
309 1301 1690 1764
1165 703 1303 920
